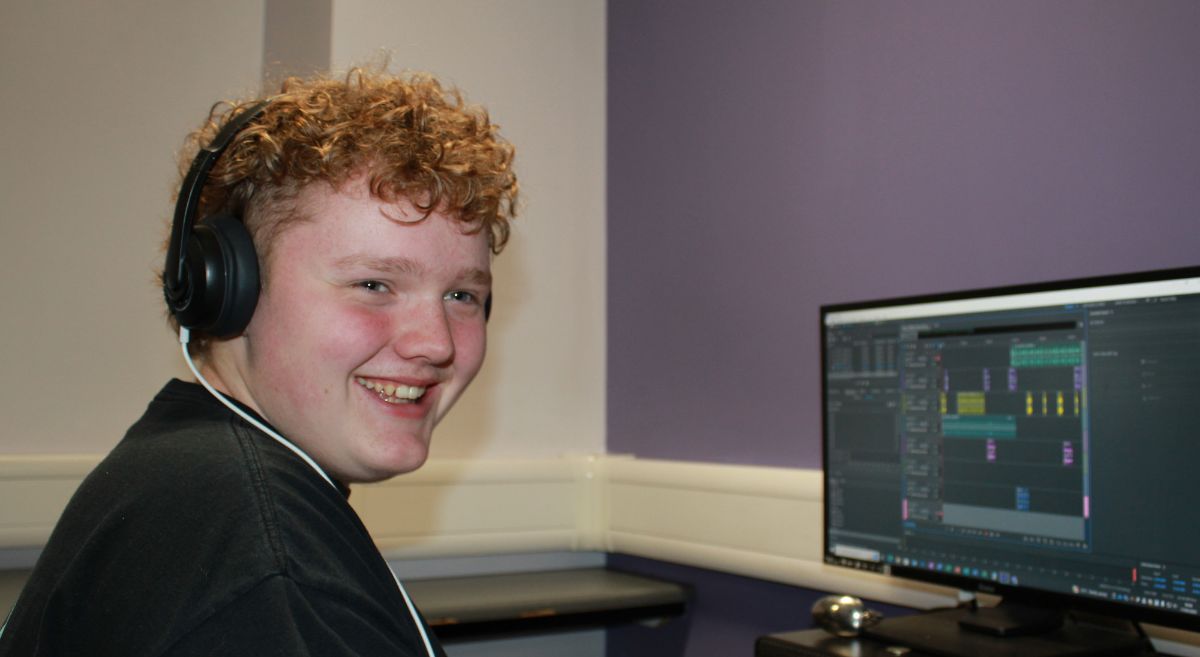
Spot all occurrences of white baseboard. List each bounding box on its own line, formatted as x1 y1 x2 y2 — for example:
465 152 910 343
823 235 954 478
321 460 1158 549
0 453 955 608
0 456 98 549
332 454 953 609
348 456 607 557
4 452 1197 653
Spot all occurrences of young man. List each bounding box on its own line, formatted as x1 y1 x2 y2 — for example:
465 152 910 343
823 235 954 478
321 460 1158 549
0 69 517 656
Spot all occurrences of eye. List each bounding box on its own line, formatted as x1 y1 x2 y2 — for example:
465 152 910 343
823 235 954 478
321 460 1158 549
357 280 391 294
445 290 480 305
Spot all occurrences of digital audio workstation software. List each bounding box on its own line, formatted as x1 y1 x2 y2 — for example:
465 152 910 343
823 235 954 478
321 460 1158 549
823 271 1200 619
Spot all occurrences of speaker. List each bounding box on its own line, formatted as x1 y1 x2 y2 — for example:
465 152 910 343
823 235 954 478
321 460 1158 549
162 101 270 338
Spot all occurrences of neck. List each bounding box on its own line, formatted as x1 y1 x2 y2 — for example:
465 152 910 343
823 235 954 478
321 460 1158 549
199 338 263 418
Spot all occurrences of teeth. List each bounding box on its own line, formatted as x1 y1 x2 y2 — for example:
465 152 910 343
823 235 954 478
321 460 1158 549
355 377 427 404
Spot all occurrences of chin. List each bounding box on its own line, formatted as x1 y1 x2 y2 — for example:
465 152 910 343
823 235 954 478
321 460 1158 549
357 447 431 483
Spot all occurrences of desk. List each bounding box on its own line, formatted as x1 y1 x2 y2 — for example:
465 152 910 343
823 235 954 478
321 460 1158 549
405 568 688 641
758 618 1163 657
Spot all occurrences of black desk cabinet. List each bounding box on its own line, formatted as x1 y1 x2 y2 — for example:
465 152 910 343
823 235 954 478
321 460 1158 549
756 627 1170 657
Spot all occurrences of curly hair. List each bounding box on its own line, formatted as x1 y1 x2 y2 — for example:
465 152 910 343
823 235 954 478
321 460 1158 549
179 67 516 251
164 68 518 348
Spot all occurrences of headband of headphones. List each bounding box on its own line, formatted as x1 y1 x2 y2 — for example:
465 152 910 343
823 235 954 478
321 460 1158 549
163 101 270 320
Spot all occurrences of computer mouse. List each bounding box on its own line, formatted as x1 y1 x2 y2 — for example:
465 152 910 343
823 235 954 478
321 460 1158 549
811 594 883 637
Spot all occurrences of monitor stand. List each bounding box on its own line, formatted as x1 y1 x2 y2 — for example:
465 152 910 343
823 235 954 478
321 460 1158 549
956 603 1065 637
863 605 1152 657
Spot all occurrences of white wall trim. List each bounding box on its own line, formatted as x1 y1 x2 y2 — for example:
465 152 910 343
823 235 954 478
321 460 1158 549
5 452 1197 653
0 453 951 610
0 456 99 549
601 458 954 609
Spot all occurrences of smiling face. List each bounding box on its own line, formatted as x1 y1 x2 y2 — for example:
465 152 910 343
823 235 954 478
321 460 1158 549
204 173 491 483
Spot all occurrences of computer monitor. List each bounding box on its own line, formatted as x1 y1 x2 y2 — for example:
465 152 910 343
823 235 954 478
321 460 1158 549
821 266 1200 652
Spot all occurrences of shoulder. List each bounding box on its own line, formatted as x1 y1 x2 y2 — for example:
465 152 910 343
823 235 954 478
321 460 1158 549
100 379 335 521
85 381 261 524
2 382 287 655
48 381 289 581
7 381 428 656
116 381 389 595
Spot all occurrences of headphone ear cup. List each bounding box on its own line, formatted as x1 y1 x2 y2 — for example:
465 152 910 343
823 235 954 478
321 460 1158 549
175 214 260 338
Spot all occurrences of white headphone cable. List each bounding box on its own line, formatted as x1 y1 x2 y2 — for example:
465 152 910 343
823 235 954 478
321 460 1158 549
179 328 335 488
178 327 436 657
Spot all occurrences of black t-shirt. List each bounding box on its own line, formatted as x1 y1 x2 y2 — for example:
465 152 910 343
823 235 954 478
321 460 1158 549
0 379 445 656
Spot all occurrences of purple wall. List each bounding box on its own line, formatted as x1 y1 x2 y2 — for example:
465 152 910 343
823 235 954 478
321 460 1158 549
607 0 1200 470
607 3 1200 654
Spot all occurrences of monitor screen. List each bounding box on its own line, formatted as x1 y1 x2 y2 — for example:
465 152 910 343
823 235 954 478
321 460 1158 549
821 266 1200 633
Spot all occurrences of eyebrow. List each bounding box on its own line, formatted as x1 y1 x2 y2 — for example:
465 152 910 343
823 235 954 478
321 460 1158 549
335 254 420 275
334 254 491 286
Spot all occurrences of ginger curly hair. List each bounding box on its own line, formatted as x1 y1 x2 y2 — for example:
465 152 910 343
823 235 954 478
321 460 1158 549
164 68 518 347
178 67 516 254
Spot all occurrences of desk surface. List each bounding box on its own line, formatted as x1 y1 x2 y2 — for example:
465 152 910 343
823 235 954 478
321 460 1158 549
405 568 688 641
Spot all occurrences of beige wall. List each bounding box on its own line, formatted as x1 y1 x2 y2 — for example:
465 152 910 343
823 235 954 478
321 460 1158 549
0 1 265 455
1 5 606 652
0 0 606 460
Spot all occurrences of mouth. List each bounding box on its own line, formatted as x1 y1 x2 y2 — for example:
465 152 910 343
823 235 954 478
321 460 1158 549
355 376 428 405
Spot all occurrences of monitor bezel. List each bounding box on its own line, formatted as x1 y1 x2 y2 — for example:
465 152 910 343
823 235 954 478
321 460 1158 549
819 264 1200 633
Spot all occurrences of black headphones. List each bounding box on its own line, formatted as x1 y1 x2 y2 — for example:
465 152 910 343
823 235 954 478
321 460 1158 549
163 100 492 338
163 101 270 339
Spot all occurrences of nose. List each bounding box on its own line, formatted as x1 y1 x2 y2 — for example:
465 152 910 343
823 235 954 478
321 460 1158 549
393 298 455 364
